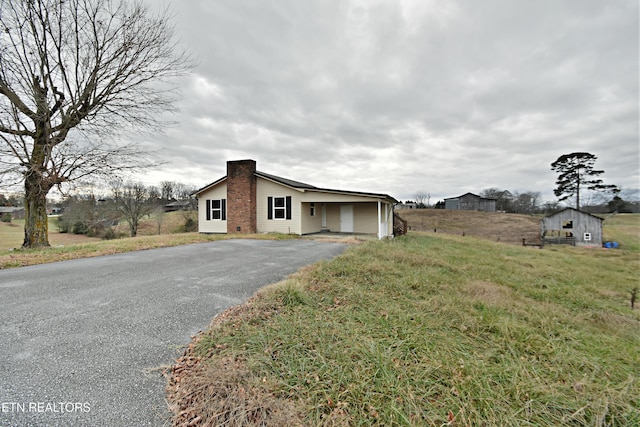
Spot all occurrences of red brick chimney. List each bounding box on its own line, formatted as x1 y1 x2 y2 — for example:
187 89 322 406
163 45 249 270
226 159 257 233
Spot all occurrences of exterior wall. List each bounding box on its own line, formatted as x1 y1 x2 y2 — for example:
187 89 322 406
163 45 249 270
459 194 495 212
354 203 378 233
301 202 323 234
325 204 341 232
256 178 302 234
197 183 227 233
541 210 603 246
226 160 257 233
445 199 459 210
445 194 496 212
300 202 382 235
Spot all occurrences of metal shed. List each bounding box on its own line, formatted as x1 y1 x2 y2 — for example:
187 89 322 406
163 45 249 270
541 208 604 247
444 193 496 212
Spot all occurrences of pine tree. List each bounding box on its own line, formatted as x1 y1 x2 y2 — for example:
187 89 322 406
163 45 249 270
550 152 618 210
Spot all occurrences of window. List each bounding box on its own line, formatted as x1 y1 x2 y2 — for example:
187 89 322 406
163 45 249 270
562 220 573 229
267 196 292 220
584 233 592 241
274 197 286 219
206 199 226 221
310 203 315 217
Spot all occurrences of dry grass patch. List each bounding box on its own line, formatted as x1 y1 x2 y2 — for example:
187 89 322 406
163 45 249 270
167 290 306 427
400 209 542 244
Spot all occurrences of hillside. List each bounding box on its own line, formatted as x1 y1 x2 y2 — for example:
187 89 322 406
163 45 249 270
398 209 542 245
167 217 640 426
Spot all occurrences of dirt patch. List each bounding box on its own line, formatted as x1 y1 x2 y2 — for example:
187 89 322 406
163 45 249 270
398 209 541 245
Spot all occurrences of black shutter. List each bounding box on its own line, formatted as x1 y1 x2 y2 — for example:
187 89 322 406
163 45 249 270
221 199 226 220
267 197 273 220
206 200 211 220
286 196 292 220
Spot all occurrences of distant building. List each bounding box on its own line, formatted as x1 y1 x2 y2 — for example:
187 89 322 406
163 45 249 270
541 208 603 247
444 193 496 212
164 200 193 212
0 206 25 220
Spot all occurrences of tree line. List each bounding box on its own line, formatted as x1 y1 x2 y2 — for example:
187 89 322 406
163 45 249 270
53 181 197 239
408 153 635 214
407 187 638 214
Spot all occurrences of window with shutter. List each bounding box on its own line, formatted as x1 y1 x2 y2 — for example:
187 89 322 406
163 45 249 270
207 199 226 221
269 196 292 220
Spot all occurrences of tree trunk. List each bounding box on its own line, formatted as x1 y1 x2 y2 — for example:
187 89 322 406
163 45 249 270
129 221 138 237
23 174 51 248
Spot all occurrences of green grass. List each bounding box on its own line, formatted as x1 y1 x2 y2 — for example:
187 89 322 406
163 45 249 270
170 217 640 426
0 218 25 250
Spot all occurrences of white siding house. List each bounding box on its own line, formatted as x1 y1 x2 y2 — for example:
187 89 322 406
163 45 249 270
193 160 399 239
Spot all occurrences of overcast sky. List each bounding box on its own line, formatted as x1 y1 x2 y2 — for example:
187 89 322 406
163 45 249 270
138 0 638 204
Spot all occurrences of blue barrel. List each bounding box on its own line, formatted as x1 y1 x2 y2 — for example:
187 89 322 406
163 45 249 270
604 242 612 248
612 242 619 248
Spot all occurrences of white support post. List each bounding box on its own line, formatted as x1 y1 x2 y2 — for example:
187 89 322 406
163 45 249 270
377 200 382 239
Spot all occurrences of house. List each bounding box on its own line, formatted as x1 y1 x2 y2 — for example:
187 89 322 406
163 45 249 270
444 193 496 212
164 200 194 212
0 206 25 220
541 208 603 247
193 160 399 239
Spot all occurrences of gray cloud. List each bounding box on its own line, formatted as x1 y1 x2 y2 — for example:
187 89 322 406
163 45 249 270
140 0 638 203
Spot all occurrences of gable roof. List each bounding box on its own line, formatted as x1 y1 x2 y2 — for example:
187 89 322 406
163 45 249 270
543 207 604 221
193 170 397 203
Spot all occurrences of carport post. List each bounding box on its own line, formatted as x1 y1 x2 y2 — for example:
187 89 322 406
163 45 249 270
377 200 382 239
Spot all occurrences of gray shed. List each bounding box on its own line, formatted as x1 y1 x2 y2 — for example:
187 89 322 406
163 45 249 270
444 193 496 212
541 208 603 247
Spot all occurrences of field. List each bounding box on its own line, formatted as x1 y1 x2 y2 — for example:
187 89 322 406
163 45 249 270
400 209 542 245
167 214 640 426
0 211 193 251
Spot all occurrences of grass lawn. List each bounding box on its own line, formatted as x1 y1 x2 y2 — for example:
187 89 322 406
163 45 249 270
167 215 640 426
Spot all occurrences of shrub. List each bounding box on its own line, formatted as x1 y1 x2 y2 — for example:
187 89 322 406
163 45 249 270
1 213 12 223
57 215 70 233
72 221 88 235
181 217 197 232
100 228 118 240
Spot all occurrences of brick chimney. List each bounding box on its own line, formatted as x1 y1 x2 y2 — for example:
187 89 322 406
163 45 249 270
226 160 257 233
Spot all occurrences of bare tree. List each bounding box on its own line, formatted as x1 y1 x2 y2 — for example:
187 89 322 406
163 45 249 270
511 191 541 214
481 188 513 212
112 182 151 237
0 0 191 247
161 181 176 202
414 192 429 208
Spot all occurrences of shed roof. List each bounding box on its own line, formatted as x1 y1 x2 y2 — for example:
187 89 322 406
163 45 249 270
444 192 496 201
543 207 604 221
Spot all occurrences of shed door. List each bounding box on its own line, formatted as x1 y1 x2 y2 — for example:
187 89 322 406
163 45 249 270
340 205 354 233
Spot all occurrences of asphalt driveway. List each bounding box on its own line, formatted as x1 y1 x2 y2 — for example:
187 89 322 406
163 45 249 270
0 239 347 426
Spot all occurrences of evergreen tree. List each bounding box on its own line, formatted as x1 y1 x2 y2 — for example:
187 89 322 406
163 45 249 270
550 152 618 210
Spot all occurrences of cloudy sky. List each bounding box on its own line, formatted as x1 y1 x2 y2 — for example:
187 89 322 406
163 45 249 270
138 0 638 204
